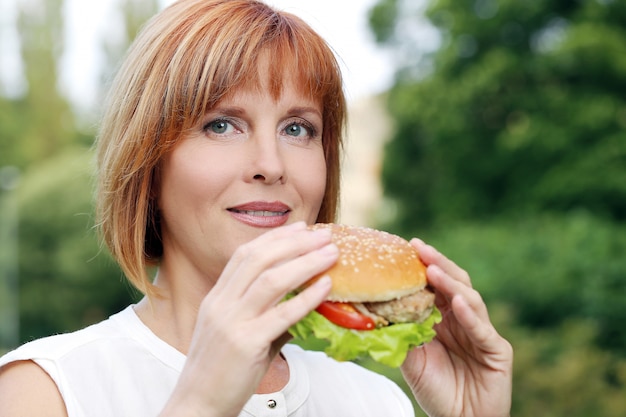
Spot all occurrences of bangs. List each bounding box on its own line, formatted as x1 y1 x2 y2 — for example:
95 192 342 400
161 2 344 130
96 0 346 297
233 17 343 105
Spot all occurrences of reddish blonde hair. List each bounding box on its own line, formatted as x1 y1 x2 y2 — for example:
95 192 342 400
96 0 346 296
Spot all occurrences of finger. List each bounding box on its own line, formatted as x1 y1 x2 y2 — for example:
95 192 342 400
212 221 307 293
427 264 485 318
451 294 502 354
262 275 332 342
243 242 339 311
218 223 333 297
411 239 472 287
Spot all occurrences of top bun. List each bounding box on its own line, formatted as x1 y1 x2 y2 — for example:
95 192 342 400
308 224 427 303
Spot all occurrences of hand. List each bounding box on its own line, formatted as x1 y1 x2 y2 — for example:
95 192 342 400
400 239 513 417
161 222 338 417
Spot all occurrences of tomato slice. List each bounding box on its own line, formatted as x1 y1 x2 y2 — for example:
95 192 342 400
316 301 376 331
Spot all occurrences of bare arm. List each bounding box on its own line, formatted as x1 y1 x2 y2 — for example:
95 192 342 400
0 360 68 417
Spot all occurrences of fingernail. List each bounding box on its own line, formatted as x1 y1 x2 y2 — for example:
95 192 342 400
288 221 307 229
428 264 444 276
313 275 332 288
312 228 333 239
318 243 338 256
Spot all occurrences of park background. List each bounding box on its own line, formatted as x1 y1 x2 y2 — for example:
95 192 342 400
1 0 625 415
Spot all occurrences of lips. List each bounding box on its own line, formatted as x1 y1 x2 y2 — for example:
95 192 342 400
227 201 291 227
229 209 287 217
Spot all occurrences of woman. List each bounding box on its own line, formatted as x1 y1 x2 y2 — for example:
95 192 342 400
0 1 513 416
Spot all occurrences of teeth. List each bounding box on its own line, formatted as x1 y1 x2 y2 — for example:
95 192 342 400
235 210 286 217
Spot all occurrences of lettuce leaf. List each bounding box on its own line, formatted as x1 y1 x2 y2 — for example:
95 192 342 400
289 307 442 368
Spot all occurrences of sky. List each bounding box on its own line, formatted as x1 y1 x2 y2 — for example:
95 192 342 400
261 0 396 101
0 0 400 109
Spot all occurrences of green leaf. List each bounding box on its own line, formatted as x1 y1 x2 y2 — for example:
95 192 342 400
289 307 441 368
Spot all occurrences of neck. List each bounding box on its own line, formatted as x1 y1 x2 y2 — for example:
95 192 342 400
133 264 291 393
134 266 214 354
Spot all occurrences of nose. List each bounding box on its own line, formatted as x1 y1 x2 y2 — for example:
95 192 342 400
246 135 286 185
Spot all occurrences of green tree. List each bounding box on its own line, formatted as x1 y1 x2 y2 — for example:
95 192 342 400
368 1 626 414
17 148 136 341
0 0 158 348
1 3 69 169
369 0 626 355
507 318 626 417
370 0 626 230
423 212 626 353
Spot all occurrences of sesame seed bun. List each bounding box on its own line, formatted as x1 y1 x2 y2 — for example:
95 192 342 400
308 224 428 303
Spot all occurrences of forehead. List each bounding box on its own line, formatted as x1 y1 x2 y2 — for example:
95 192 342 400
164 6 344 135
239 47 322 95
216 51 322 110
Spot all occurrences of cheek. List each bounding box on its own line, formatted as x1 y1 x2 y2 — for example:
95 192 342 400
314 158 328 201
294 149 327 216
158 145 231 213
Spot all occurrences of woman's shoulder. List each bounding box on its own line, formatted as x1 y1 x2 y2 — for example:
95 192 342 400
0 307 136 417
0 306 134 366
0 359 68 417
0 305 182 417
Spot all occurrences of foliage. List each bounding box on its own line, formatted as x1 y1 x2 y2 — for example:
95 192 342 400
420 212 626 354
368 0 399 44
369 0 626 415
5 0 78 167
370 0 626 230
16 148 137 343
507 318 626 417
0 0 158 347
369 0 626 351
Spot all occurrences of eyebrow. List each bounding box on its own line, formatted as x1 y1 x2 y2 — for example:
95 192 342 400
288 106 323 120
211 106 246 117
209 105 322 120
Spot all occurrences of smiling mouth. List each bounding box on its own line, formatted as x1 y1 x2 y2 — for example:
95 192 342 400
227 202 292 227
228 209 289 217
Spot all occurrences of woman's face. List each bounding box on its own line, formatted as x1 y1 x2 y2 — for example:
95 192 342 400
157 76 327 281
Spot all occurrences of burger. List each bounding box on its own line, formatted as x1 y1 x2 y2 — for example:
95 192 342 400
288 224 442 367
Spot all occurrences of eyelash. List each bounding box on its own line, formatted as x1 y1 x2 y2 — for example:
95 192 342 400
287 119 318 139
201 118 319 140
202 118 238 135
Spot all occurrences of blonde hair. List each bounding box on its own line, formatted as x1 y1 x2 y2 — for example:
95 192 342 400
95 0 346 296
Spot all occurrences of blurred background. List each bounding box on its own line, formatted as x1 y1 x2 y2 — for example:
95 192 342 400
1 0 625 416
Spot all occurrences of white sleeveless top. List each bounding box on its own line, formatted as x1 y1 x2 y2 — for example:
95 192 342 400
0 306 414 416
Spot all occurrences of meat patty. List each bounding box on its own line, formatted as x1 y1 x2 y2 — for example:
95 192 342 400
364 288 436 324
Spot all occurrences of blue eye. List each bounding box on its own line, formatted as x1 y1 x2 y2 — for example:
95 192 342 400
286 124 305 137
204 119 234 134
285 122 316 139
